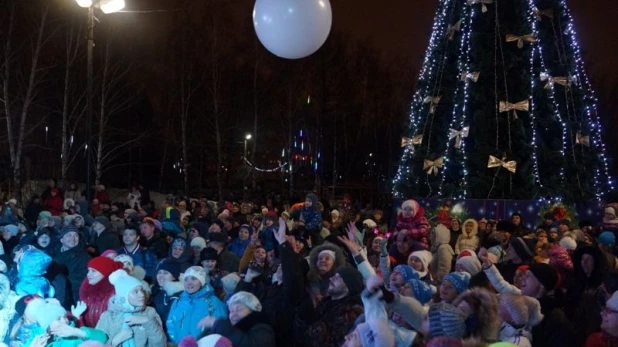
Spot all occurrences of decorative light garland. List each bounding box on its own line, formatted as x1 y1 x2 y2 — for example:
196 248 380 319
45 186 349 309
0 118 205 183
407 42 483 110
243 158 288 172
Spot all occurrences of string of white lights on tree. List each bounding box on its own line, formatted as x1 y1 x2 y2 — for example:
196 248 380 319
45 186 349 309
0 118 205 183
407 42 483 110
437 4 475 198
243 158 288 172
392 0 452 197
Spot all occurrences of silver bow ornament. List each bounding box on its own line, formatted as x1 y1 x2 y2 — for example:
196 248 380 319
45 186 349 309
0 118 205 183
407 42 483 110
575 131 590 147
499 100 529 119
467 0 493 13
401 135 423 148
460 72 480 82
540 72 576 90
448 20 461 41
449 127 470 149
487 155 517 173
423 96 442 114
506 34 536 49
533 7 554 21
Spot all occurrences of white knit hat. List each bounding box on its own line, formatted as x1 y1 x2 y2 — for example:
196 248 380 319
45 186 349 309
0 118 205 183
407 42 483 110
499 293 544 328
114 254 135 273
363 219 377 229
559 236 577 251
109 269 143 309
29 299 67 330
409 250 432 277
228 291 262 312
318 250 336 261
221 273 241 295
190 237 207 251
456 256 482 276
184 266 208 287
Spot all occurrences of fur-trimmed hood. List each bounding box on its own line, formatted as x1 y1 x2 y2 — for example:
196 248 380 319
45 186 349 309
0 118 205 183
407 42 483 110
307 242 347 275
162 280 184 296
430 224 451 252
461 219 478 238
452 287 500 342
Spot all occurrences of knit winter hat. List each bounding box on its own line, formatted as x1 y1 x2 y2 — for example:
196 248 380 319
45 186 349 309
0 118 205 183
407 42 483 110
509 237 534 262
318 249 336 262
3 225 18 237
156 258 181 280
58 225 79 239
456 256 482 276
221 273 241 294
598 232 616 247
498 293 544 328
559 236 577 251
88 256 124 277
356 319 396 347
363 219 377 229
496 221 515 234
337 266 364 296
38 211 53 221
408 278 434 305
428 302 467 338
443 272 471 294
409 250 433 277
606 291 618 312
114 254 135 272
401 199 419 216
228 291 262 312
196 335 232 347
29 299 67 330
109 269 143 309
528 263 559 291
200 247 219 262
94 216 110 229
190 237 207 251
101 250 118 259
184 266 208 287
393 265 420 282
172 238 187 249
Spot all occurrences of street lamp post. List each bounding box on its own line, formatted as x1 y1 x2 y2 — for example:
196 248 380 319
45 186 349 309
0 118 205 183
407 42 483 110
244 134 252 159
75 0 125 202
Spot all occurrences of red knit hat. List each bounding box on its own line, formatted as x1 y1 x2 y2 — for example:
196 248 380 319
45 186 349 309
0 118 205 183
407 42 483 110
87 256 123 277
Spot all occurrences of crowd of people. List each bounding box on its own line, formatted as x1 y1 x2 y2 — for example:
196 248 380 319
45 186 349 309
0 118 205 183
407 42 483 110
1 180 618 347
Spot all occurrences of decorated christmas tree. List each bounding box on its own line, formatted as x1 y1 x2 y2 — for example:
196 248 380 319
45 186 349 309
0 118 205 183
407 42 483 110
392 0 613 201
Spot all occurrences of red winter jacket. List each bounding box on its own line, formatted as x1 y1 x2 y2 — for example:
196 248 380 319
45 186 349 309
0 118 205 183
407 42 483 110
44 194 64 216
396 207 430 250
586 332 618 347
79 277 115 327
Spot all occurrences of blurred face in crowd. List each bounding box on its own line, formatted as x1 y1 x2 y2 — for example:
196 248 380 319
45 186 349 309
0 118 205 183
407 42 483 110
440 280 458 303
520 271 545 298
371 238 382 252
254 248 267 263
402 205 414 219
202 259 217 271
184 276 202 294
396 234 410 254
37 234 51 248
156 269 174 287
549 229 558 240
140 223 155 239
172 245 184 259
304 198 312 208
232 205 240 213
537 231 548 244
513 268 526 289
128 286 146 308
465 222 474 234
189 228 199 240
581 253 595 277
238 228 250 241
265 219 274 227
512 215 521 226
408 255 424 272
123 229 139 246
479 221 487 231
451 220 460 231
223 219 232 231
327 273 348 298
61 231 79 250
559 223 569 233
389 271 406 289
317 253 335 274
601 305 618 336
229 303 252 326
342 329 362 347
87 268 104 285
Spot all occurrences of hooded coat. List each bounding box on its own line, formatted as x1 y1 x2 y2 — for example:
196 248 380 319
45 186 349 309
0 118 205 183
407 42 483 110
452 288 500 342
96 296 167 347
395 201 430 251
455 219 480 254
430 224 454 281
15 249 55 298
306 243 347 298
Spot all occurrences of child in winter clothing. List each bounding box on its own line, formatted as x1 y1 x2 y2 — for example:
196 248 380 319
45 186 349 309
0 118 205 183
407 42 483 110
79 257 124 328
395 199 430 251
15 249 55 298
25 298 107 347
430 225 454 282
407 250 433 283
166 266 228 343
96 269 167 347
455 219 479 254
498 293 544 347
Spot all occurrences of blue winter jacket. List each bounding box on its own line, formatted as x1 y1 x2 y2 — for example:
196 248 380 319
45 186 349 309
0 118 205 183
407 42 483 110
15 248 55 298
166 284 228 343
116 245 158 280
228 238 251 259
290 207 322 232
260 225 278 252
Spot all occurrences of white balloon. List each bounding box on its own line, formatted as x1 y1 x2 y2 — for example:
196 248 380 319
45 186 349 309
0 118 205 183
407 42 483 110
253 0 332 60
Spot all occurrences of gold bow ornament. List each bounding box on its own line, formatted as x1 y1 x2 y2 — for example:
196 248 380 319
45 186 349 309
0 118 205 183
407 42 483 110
575 131 590 147
401 135 423 148
506 34 536 49
460 71 480 82
448 20 462 41
499 100 529 119
533 7 554 21
539 72 574 90
467 0 493 13
423 157 444 175
449 126 470 149
487 155 517 173
423 96 442 114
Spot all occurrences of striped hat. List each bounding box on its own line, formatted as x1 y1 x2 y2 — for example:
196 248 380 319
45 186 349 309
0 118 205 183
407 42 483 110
428 302 467 338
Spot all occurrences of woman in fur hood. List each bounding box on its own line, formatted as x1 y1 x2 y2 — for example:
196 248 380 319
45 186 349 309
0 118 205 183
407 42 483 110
306 242 347 299
452 287 501 343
